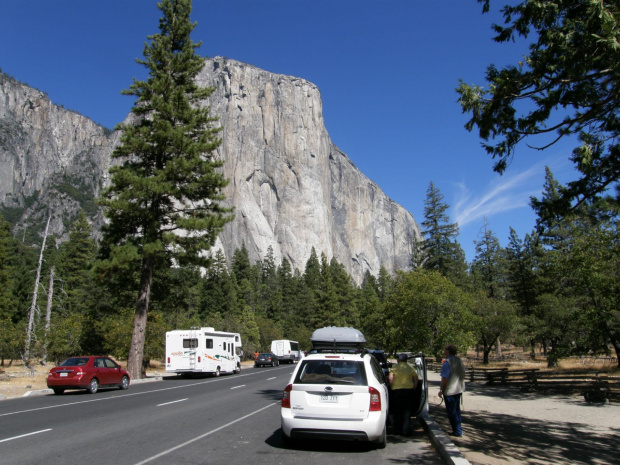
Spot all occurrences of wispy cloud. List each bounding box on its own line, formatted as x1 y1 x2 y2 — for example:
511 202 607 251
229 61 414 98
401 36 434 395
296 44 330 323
452 162 550 229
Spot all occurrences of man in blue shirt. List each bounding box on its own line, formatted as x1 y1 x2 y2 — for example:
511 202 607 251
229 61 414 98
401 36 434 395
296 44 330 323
438 344 465 437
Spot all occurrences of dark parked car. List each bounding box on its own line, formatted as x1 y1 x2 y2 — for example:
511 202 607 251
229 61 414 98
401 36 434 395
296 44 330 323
255 353 280 367
47 356 130 394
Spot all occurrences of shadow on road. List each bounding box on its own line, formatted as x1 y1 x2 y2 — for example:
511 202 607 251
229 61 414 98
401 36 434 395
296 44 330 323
430 404 620 464
255 389 284 402
265 428 376 453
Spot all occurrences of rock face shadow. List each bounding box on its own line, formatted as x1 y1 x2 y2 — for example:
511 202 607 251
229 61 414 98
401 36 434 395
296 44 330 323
430 404 620 464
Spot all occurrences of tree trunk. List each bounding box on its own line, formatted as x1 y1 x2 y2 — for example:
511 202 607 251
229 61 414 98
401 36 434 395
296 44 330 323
126 256 154 380
41 266 54 366
23 216 51 372
483 347 491 364
529 340 536 360
608 335 620 368
496 336 503 359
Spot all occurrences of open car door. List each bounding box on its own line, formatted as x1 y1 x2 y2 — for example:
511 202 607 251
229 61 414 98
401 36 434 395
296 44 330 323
411 353 429 417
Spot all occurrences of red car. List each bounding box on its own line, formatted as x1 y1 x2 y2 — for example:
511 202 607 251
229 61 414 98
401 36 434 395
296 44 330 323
47 356 130 395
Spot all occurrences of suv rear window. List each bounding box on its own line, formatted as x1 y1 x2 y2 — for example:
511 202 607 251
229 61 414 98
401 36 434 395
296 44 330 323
294 360 368 386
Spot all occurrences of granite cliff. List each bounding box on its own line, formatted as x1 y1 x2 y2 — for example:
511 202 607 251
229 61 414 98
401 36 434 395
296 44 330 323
0 58 420 282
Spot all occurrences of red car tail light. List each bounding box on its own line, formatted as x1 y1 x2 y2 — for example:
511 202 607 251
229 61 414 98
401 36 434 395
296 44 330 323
282 384 293 408
369 387 381 411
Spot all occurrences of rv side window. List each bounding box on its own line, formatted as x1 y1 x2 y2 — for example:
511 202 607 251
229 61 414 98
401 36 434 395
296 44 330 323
183 338 198 349
235 335 239 342
290 342 300 352
206 339 213 349
231 344 234 355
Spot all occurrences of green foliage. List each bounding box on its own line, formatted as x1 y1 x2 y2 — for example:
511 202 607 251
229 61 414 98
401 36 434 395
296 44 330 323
459 0 620 215
43 313 85 363
471 292 518 364
384 270 476 358
56 211 97 315
0 206 25 226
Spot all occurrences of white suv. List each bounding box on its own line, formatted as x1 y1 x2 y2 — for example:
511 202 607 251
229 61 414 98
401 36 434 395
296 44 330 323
280 351 389 448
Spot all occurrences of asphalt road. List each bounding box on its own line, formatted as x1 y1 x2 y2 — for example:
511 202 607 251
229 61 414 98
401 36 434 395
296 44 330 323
0 366 442 465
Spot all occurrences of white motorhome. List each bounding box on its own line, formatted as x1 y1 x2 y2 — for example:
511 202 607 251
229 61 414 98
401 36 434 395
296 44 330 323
271 340 302 364
166 327 242 376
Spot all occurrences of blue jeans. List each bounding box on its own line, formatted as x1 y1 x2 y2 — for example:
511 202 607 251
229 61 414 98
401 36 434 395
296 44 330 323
444 393 462 436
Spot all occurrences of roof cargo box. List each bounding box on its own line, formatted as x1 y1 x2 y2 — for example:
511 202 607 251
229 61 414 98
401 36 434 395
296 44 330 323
310 327 366 350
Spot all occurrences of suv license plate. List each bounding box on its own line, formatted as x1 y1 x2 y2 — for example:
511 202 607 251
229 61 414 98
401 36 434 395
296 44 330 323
320 395 338 403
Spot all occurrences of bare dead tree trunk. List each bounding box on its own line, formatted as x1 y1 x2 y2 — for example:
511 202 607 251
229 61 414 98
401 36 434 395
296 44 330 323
126 256 154 380
23 216 51 374
41 266 55 366
496 336 503 359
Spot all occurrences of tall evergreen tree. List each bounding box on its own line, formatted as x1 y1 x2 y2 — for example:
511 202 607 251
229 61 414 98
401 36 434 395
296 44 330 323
421 182 468 286
470 220 507 299
0 213 18 365
231 242 251 285
56 211 97 315
99 0 231 378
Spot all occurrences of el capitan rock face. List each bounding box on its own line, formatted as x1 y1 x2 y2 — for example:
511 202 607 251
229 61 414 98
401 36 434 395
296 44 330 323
0 58 420 282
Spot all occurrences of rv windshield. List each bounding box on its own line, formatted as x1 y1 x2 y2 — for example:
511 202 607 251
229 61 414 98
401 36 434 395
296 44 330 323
294 360 367 386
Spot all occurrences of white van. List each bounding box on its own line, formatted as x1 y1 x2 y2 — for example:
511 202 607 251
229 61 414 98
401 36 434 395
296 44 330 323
271 340 302 364
166 327 242 376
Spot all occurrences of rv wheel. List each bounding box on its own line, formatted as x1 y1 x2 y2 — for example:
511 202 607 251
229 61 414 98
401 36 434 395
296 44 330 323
214 367 220 377
234 364 241 374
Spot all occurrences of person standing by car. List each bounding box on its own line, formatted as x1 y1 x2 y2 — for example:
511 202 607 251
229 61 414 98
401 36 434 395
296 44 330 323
388 353 419 436
438 344 465 437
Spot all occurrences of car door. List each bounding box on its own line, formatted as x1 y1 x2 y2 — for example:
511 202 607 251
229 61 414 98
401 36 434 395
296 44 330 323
411 354 428 416
94 357 111 385
103 357 122 384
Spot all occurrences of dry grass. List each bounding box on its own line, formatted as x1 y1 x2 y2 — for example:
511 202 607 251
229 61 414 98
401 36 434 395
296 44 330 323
463 347 619 374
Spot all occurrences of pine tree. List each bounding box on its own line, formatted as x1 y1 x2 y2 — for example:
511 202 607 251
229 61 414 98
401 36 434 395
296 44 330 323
0 213 17 365
421 182 468 286
56 211 96 315
470 220 507 299
231 243 251 285
98 0 232 378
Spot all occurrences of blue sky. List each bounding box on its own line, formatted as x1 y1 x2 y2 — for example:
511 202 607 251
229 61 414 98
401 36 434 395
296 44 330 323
0 0 578 261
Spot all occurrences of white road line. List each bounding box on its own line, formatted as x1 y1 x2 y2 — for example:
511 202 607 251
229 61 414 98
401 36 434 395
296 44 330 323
133 403 278 465
157 398 187 407
267 377 276 380
0 368 290 418
0 429 52 444
230 385 245 390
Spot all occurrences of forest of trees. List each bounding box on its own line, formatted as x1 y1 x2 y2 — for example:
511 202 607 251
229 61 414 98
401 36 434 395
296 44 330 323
1 173 618 370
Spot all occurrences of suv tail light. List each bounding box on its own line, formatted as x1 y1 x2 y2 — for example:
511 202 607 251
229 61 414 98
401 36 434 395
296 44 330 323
369 387 381 411
282 384 293 408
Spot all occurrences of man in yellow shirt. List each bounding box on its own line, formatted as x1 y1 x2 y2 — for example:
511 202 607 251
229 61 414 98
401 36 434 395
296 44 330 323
388 353 419 436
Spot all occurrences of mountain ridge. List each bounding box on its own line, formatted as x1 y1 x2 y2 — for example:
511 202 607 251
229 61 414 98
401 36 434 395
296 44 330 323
0 57 420 282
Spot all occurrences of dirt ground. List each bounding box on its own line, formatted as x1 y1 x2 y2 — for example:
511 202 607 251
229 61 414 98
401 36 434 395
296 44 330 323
427 371 620 465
